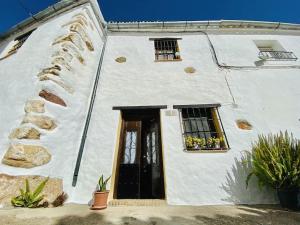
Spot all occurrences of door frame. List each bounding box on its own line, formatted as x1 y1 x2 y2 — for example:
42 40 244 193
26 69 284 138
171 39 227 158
109 106 167 201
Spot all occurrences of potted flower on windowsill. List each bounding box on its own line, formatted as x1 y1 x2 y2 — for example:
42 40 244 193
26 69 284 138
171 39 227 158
185 136 206 150
90 175 111 210
207 137 225 149
246 131 300 210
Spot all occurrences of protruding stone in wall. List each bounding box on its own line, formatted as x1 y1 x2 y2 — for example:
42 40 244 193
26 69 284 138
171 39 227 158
89 22 94 30
236 119 252 130
62 18 88 29
115 57 127 63
22 114 57 130
51 57 72 71
52 50 73 63
52 33 84 51
39 90 67 107
184 67 196 74
37 65 61 77
61 43 85 65
39 75 74 94
69 23 94 51
9 127 41 140
0 174 63 208
2 144 51 168
24 100 45 113
72 13 88 26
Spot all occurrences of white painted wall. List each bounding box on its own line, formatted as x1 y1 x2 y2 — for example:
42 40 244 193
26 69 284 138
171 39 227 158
1 2 300 206
0 3 104 203
78 31 300 205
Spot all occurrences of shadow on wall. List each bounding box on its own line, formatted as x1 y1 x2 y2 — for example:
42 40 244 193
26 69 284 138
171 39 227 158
221 153 278 204
52 207 300 225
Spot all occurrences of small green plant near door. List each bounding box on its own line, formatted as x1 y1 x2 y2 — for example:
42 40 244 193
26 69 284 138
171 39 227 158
246 131 300 210
11 177 49 208
98 175 111 192
91 174 111 210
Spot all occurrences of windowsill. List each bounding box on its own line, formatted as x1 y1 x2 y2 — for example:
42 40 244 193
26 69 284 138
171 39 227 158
184 148 229 153
154 59 182 62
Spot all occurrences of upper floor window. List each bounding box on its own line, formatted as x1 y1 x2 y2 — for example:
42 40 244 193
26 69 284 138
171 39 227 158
0 30 34 60
254 40 297 61
153 38 181 61
175 104 229 152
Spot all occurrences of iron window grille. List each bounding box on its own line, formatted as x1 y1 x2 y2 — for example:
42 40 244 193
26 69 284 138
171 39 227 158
154 38 181 61
258 51 298 61
176 105 229 151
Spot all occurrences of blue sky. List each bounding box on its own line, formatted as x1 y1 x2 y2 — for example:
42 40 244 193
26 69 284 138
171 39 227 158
1 0 300 33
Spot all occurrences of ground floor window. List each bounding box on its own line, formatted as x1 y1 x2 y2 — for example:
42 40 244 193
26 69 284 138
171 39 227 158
174 104 229 151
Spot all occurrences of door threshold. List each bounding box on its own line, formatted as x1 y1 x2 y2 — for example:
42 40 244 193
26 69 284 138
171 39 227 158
108 199 167 207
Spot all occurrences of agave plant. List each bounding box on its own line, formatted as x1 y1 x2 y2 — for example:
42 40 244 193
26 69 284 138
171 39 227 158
97 175 111 192
246 131 300 190
11 177 49 208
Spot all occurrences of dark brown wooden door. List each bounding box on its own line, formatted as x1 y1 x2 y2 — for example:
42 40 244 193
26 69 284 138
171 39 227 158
116 109 165 199
117 120 142 199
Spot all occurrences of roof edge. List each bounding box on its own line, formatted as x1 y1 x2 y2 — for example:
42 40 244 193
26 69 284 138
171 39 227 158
0 0 106 40
107 20 300 32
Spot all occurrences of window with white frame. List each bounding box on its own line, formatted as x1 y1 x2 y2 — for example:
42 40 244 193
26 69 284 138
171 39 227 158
175 105 229 151
254 40 297 61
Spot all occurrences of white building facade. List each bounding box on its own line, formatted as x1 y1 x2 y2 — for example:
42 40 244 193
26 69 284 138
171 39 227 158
1 0 300 206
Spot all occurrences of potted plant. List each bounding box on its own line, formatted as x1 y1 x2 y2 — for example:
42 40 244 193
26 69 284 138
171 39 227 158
185 136 206 150
90 175 111 210
246 131 300 210
193 137 206 149
213 137 224 149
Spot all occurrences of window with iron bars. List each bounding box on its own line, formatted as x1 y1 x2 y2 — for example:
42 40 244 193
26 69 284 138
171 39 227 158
154 38 181 61
255 42 297 61
175 105 229 151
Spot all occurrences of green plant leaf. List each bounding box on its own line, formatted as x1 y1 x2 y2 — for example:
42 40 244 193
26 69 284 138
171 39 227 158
25 179 30 193
11 178 48 208
246 131 300 190
32 177 49 199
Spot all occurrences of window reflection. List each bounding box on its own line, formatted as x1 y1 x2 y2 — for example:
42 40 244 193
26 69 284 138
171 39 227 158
123 131 137 164
146 131 158 165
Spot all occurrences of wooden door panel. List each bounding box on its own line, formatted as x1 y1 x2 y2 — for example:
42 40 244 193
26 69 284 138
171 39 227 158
117 121 141 199
116 109 165 199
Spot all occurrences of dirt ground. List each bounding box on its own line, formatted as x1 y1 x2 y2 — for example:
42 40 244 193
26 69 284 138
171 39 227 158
0 204 300 225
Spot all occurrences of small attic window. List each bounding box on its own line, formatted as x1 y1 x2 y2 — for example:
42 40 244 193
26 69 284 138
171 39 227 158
254 40 297 61
151 38 181 61
0 29 35 60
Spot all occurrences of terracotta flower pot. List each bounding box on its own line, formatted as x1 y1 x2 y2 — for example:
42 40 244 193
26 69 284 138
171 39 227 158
90 191 109 210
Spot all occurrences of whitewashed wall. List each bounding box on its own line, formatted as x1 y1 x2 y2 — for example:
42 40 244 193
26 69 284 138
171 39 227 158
1 6 300 205
0 3 104 203
78 31 300 205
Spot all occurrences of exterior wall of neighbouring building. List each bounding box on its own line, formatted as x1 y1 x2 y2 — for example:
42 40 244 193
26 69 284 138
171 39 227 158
0 2 105 205
1 0 300 206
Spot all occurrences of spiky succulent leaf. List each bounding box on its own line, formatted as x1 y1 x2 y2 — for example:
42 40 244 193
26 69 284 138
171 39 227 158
246 131 300 190
32 177 48 199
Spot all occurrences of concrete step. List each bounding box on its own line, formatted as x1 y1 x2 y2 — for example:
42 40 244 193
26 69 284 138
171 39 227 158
108 199 167 207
